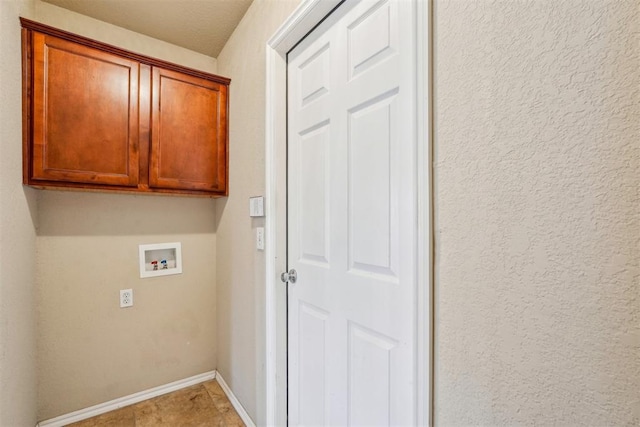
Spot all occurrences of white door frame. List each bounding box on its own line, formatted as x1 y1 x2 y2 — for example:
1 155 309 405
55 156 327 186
264 1 433 425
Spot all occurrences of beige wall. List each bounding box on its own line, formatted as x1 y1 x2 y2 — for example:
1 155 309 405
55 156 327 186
36 192 218 419
434 0 639 425
33 1 217 73
36 193 218 419
214 0 299 424
26 3 220 420
0 0 38 425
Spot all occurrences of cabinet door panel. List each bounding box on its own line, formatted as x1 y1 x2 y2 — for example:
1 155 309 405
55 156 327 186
31 33 140 186
150 67 228 193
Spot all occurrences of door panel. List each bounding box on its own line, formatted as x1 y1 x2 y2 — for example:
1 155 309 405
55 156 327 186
298 121 331 266
347 0 398 79
297 302 329 426
348 322 397 427
299 43 331 107
347 90 399 279
288 1 417 425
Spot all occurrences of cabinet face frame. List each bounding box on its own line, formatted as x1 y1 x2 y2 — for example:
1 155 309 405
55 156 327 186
20 18 230 198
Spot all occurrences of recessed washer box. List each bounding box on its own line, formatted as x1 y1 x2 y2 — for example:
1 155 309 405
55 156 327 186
139 242 182 278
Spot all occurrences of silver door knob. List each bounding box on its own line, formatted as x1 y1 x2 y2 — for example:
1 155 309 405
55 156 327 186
280 269 297 284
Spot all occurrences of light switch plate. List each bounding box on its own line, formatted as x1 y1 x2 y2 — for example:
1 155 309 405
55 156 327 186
256 227 265 250
250 196 264 217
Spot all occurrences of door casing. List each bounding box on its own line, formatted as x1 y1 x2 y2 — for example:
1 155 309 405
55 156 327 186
264 0 433 425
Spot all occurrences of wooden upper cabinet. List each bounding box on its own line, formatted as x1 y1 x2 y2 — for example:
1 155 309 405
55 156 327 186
150 67 228 192
21 19 230 197
30 33 140 187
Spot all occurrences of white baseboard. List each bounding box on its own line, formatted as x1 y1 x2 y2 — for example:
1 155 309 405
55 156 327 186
36 371 216 427
215 372 256 427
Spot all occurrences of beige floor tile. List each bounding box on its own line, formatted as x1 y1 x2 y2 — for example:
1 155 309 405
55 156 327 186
62 380 244 426
202 380 244 426
221 411 245 427
66 406 135 427
133 384 225 427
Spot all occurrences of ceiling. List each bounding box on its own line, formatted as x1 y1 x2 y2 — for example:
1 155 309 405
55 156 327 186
41 0 254 57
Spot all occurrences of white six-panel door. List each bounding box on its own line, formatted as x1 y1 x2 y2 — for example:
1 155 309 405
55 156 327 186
287 1 417 425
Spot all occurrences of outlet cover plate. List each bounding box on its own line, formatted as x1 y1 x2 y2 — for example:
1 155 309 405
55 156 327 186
120 289 133 308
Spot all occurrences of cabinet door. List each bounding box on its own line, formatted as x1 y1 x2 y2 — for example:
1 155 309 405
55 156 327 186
30 33 140 186
150 67 228 193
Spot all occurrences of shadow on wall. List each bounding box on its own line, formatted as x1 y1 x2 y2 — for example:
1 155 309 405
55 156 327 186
36 190 217 237
214 196 227 234
23 186 39 231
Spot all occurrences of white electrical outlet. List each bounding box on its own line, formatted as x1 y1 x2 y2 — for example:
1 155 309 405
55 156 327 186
120 289 133 308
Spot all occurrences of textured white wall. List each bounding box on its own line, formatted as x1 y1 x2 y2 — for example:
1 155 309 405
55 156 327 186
434 0 639 425
0 0 38 425
26 3 220 420
214 0 300 424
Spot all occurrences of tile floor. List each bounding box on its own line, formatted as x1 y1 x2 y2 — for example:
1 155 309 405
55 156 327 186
67 379 245 426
